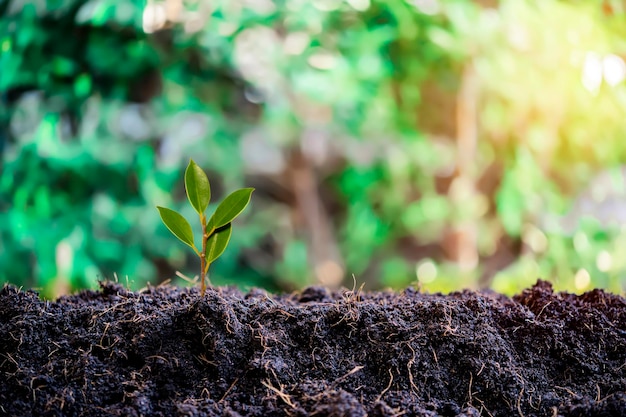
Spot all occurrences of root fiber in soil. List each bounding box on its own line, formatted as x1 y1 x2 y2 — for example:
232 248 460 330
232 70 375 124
1 280 625 416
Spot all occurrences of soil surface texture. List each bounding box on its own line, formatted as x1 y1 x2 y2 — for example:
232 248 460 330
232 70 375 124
1 280 625 417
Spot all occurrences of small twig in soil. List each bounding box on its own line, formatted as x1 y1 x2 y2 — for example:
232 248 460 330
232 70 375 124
406 344 420 395
175 271 198 284
262 380 296 409
472 397 495 417
376 369 394 402
516 387 525 417
331 365 364 387
554 385 578 397
536 301 553 319
219 378 239 403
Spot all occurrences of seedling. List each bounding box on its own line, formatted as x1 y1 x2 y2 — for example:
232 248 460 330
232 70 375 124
157 159 254 296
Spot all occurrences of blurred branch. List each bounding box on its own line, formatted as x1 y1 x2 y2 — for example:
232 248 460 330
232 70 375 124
444 63 479 275
288 147 345 289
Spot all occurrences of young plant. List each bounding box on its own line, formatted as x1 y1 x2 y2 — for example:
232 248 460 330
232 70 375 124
157 159 254 296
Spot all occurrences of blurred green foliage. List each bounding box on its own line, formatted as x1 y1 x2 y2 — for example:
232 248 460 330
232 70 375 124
2 0 626 297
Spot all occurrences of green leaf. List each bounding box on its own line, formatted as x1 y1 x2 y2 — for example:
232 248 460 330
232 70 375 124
206 214 215 232
74 74 92 97
185 159 211 215
52 56 77 76
210 188 254 228
205 223 232 264
157 206 195 249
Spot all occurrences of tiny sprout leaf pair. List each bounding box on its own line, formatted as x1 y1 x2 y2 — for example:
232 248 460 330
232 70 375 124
157 159 254 295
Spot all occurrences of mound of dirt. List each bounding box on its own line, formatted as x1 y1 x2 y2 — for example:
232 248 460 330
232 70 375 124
1 280 625 416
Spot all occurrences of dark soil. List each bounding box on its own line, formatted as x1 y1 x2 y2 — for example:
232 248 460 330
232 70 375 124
1 280 625 417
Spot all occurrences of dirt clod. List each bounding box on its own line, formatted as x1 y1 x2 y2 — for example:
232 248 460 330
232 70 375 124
1 280 625 416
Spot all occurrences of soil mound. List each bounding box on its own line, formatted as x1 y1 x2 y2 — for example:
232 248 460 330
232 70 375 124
1 280 625 416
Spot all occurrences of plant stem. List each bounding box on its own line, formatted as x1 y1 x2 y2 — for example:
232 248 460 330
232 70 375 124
200 214 208 296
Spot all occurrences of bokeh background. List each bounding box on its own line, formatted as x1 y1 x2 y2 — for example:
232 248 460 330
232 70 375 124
3 0 626 298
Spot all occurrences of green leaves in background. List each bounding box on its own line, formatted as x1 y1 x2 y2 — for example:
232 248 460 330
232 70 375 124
156 207 195 249
5 0 626 296
210 188 255 229
185 159 211 215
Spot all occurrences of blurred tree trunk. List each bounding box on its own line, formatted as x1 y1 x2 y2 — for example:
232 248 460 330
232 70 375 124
445 63 479 275
288 148 345 289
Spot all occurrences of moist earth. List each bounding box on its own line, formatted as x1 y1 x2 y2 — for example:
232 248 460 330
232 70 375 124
1 280 625 417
